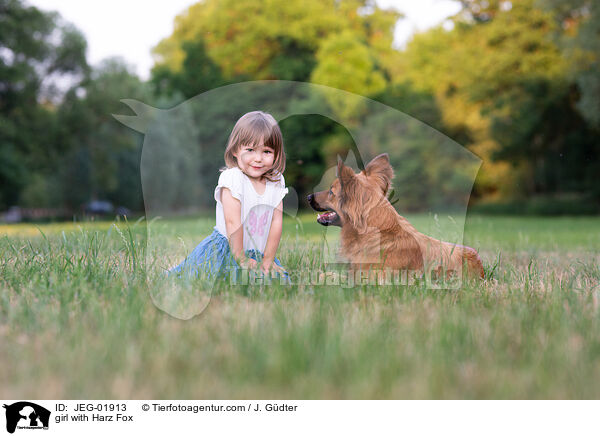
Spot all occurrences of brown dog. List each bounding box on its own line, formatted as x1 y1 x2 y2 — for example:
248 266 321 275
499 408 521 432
307 153 484 280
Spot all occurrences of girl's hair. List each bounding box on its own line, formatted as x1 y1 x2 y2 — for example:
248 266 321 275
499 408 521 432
223 111 286 182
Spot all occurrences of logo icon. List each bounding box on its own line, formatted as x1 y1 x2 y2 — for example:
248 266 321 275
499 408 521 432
3 402 50 434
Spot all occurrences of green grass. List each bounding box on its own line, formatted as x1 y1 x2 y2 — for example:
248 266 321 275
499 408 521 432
1 213 599 398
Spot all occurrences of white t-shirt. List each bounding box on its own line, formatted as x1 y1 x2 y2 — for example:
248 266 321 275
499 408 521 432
214 167 288 253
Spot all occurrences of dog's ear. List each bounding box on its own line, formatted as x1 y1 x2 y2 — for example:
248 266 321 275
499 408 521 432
365 153 394 195
337 156 355 190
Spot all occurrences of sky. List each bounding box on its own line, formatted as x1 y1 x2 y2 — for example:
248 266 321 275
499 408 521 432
28 0 462 80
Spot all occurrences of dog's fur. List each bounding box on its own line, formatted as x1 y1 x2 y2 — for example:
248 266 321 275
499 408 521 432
308 153 484 279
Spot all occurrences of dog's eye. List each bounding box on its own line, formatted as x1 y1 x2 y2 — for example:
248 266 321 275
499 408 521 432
329 189 333 196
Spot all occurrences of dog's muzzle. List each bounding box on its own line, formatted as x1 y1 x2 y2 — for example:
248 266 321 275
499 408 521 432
307 193 326 211
307 194 341 226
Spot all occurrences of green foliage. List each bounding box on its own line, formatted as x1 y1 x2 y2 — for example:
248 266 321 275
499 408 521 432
269 36 317 82
57 58 154 210
372 82 445 132
538 0 600 128
310 30 387 120
152 0 399 81
153 0 340 79
488 78 600 198
151 39 227 100
0 0 88 210
402 0 600 206
279 114 350 200
151 0 399 120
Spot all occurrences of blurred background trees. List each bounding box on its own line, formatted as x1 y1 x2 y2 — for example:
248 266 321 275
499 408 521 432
1 0 598 217
1 0 88 210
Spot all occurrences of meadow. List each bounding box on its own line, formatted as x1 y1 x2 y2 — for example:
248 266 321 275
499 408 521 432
1 213 599 399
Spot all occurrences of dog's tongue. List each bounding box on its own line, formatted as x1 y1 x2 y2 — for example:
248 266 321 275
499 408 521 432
318 212 334 220
317 211 337 224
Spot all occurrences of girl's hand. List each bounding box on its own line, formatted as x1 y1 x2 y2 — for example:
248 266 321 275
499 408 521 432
240 258 258 270
260 261 287 276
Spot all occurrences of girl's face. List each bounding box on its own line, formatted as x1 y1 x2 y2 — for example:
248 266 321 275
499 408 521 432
233 140 275 181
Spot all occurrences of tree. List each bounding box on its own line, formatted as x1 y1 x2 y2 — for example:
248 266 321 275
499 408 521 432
400 0 599 202
0 0 88 209
151 39 227 100
310 30 387 120
151 0 400 84
57 58 153 210
539 0 600 128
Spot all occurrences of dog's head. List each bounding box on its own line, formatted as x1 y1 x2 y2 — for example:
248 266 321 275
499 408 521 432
307 153 394 233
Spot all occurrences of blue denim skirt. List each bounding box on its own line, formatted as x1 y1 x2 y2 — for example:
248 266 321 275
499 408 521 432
167 229 290 283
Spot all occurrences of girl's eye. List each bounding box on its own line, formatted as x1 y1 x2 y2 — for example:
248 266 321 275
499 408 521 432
329 189 333 195
264 150 272 154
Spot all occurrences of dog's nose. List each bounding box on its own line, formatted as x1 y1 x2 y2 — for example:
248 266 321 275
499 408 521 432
307 193 314 203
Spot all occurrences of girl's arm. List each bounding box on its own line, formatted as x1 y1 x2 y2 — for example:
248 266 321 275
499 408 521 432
261 200 284 272
221 187 255 268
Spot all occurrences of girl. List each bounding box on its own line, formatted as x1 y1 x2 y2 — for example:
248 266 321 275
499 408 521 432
167 111 290 283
